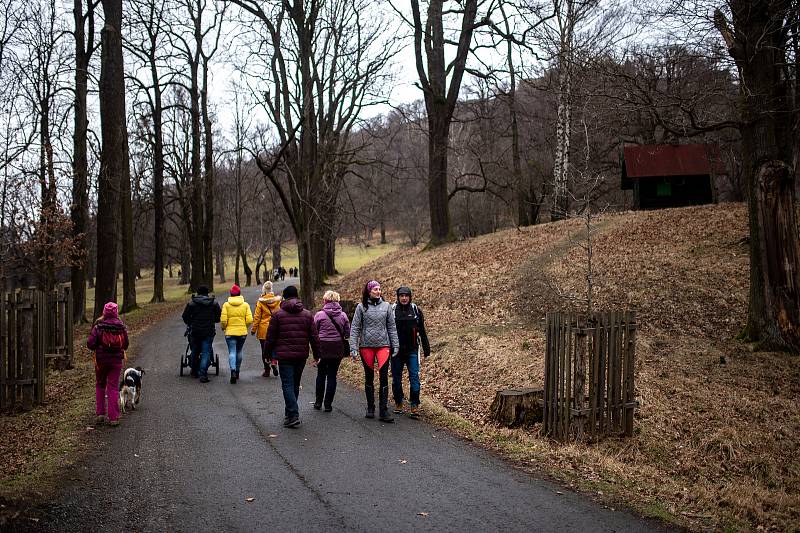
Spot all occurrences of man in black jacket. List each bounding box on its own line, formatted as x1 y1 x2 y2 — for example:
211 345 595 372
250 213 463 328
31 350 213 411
391 286 431 418
182 286 222 383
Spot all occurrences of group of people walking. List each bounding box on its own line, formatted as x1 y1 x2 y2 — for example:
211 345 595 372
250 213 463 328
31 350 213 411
272 266 298 281
261 279 431 428
90 277 431 430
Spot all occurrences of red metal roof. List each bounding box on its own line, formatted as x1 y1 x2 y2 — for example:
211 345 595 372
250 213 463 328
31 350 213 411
623 144 726 179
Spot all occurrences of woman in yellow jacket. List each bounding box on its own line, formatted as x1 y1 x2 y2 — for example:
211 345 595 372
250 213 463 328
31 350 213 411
221 284 253 384
251 280 282 378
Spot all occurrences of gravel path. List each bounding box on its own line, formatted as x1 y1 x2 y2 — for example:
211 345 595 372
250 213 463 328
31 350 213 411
14 281 674 532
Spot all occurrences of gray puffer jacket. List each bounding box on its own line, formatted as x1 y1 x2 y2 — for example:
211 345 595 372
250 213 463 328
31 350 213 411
349 298 399 354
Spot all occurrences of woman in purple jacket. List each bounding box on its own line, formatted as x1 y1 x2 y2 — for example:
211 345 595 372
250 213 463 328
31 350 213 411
87 302 129 426
264 285 320 428
312 290 351 412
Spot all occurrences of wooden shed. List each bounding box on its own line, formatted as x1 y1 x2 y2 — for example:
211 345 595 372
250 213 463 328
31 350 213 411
621 144 726 209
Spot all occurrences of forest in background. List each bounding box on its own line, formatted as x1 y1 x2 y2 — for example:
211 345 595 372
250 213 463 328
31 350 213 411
0 0 796 350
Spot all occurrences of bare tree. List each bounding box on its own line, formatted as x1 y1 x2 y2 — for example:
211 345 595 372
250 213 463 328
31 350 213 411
71 0 98 321
127 0 173 302
230 87 254 286
229 0 398 307
534 0 628 221
169 0 225 292
714 1 800 351
96 0 131 317
401 0 492 245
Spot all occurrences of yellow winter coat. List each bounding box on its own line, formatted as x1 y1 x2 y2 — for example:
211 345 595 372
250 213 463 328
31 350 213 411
220 295 253 336
251 293 282 340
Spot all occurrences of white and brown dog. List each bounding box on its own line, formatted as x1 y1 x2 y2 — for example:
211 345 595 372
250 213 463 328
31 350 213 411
119 366 145 413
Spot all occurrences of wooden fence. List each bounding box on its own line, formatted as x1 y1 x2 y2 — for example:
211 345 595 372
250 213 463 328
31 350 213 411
543 311 637 441
0 285 73 411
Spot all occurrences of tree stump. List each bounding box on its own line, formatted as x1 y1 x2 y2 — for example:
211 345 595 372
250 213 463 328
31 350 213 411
489 388 544 427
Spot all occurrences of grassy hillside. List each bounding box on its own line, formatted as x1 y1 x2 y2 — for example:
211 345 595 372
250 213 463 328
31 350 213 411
333 203 798 532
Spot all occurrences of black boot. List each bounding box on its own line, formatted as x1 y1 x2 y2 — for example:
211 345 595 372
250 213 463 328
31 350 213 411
230 371 237 384
378 386 394 422
364 385 375 418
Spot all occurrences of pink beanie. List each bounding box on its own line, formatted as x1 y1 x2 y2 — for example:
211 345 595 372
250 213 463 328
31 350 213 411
367 280 380 292
103 302 119 318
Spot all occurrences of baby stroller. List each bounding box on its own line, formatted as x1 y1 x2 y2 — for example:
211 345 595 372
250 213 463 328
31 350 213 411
180 327 220 376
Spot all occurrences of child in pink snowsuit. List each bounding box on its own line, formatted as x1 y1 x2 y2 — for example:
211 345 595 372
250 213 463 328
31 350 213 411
87 302 129 426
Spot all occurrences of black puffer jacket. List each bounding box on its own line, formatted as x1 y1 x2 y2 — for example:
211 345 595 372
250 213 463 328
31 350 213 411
182 295 222 338
264 298 321 361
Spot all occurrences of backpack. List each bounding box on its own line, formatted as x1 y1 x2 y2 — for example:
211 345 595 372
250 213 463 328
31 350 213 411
100 328 125 350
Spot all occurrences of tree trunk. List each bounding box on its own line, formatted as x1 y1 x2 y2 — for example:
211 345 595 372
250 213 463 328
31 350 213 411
427 113 453 245
120 134 137 313
151 57 165 303
718 1 800 352
298 234 315 309
240 247 252 286
179 231 191 285
325 232 336 276
215 248 226 283
39 101 56 291
379 218 386 244
202 61 214 291
501 3 529 228
272 241 281 273
489 388 544 427
234 246 240 286
71 0 92 322
95 0 127 318
748 161 800 351
551 62 572 222
188 54 204 293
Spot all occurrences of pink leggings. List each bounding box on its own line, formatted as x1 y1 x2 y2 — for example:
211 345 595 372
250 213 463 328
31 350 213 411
95 362 123 421
359 347 390 370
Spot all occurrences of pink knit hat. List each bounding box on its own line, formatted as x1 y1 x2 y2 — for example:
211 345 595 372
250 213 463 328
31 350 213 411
366 280 380 292
230 284 241 296
102 302 119 318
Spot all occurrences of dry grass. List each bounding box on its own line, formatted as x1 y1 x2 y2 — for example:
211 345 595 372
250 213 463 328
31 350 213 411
331 203 799 532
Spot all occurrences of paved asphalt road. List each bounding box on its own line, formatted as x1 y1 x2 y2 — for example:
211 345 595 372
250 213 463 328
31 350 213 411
22 281 674 532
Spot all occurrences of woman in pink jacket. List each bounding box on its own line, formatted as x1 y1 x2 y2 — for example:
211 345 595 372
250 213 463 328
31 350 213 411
312 290 350 412
87 302 129 426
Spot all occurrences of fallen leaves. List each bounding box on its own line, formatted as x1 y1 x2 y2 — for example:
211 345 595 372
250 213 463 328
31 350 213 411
331 203 800 532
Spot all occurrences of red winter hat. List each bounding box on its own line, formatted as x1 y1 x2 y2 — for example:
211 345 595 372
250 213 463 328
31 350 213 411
230 284 241 296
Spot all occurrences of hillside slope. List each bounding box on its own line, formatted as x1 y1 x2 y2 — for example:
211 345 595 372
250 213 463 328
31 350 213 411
334 203 798 532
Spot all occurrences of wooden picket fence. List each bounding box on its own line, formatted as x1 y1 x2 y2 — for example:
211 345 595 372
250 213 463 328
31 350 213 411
0 285 73 411
543 311 637 441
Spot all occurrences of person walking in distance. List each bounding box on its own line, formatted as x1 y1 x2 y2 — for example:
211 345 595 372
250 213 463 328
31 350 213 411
181 285 222 383
87 302 129 426
221 284 253 384
391 286 431 418
251 281 281 377
313 290 351 412
349 280 398 422
264 285 320 428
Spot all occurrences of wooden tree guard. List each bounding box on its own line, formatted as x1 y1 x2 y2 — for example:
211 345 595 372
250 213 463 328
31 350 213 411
0 285 74 411
489 388 543 427
543 311 637 441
